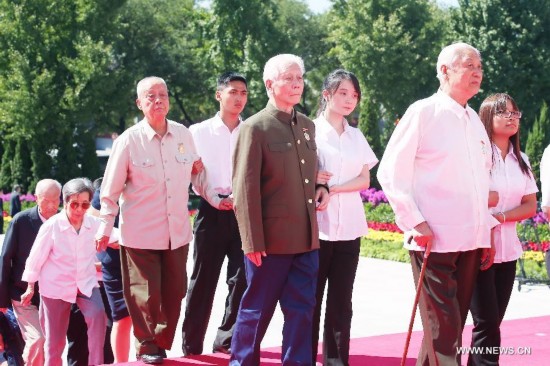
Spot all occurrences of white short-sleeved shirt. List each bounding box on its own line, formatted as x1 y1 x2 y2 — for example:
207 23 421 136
314 116 378 241
490 145 538 262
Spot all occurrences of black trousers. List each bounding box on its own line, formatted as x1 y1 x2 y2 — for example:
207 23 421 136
312 238 360 366
181 198 246 354
468 260 516 366
411 249 481 366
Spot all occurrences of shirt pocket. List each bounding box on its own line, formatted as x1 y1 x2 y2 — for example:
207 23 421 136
130 157 158 186
267 142 292 182
175 152 196 164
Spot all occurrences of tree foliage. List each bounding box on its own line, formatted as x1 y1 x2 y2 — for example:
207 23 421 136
451 0 550 133
0 0 125 190
1 0 550 192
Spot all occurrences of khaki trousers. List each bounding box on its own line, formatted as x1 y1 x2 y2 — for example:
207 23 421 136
120 245 188 356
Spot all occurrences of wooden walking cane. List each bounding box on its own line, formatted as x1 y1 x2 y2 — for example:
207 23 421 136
400 236 431 366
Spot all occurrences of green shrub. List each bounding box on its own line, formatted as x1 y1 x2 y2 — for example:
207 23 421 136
361 237 410 263
364 202 396 223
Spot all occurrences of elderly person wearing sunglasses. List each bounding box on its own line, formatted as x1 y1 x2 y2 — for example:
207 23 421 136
20 178 118 366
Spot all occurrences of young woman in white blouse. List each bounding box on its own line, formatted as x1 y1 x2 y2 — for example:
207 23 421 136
312 69 378 365
468 93 538 366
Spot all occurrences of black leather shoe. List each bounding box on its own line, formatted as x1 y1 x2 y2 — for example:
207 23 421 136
212 345 231 355
139 354 163 364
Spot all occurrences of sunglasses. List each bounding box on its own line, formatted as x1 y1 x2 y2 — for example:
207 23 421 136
69 201 91 210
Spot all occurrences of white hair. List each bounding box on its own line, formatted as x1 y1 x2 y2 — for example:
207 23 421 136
35 179 62 197
136 76 167 98
436 42 481 84
262 54 305 95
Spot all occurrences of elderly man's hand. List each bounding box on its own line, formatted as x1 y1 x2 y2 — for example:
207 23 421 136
246 251 266 267
409 222 434 258
192 158 204 175
96 235 110 252
218 197 233 210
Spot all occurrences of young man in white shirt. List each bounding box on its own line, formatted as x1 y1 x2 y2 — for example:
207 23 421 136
182 72 248 356
377 42 498 366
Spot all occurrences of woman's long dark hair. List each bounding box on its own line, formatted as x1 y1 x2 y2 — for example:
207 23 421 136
478 93 531 176
316 69 361 117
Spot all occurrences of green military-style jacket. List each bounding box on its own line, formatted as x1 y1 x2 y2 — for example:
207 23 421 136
232 102 320 255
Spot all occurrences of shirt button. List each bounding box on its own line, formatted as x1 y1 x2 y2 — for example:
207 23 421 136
301 159 305 164
287 142 292 147
297 139 301 144
292 121 296 126
308 199 313 204
166 178 170 182
305 179 309 184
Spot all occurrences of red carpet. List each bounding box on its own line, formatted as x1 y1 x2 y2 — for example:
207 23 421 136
112 316 549 365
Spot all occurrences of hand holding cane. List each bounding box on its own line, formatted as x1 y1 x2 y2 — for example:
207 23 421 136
400 234 432 366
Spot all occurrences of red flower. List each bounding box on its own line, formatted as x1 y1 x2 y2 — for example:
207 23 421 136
367 221 403 233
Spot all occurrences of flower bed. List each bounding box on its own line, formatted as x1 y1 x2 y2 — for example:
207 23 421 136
361 188 550 281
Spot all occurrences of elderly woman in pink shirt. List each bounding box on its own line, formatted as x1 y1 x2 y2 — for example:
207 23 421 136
468 94 538 366
21 178 117 366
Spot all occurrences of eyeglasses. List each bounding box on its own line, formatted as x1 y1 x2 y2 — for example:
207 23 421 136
497 111 522 119
69 201 91 210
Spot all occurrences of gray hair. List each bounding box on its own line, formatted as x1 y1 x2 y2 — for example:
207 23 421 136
35 179 62 197
436 42 481 84
62 178 94 203
262 54 305 95
136 76 167 98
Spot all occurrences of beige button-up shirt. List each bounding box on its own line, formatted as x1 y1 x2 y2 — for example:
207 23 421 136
98 118 199 250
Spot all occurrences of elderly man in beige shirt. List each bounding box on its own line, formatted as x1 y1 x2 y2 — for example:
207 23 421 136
96 76 203 365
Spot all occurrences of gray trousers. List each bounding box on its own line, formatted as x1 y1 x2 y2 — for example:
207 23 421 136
39 288 106 366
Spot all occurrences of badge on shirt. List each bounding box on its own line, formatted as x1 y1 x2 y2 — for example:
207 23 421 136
178 143 185 154
303 128 311 141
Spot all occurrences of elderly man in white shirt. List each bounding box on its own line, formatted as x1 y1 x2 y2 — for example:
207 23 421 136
377 42 498 366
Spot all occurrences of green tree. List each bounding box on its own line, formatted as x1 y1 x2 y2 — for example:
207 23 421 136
328 0 450 186
526 102 550 188
0 0 126 186
330 0 450 121
451 0 550 133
